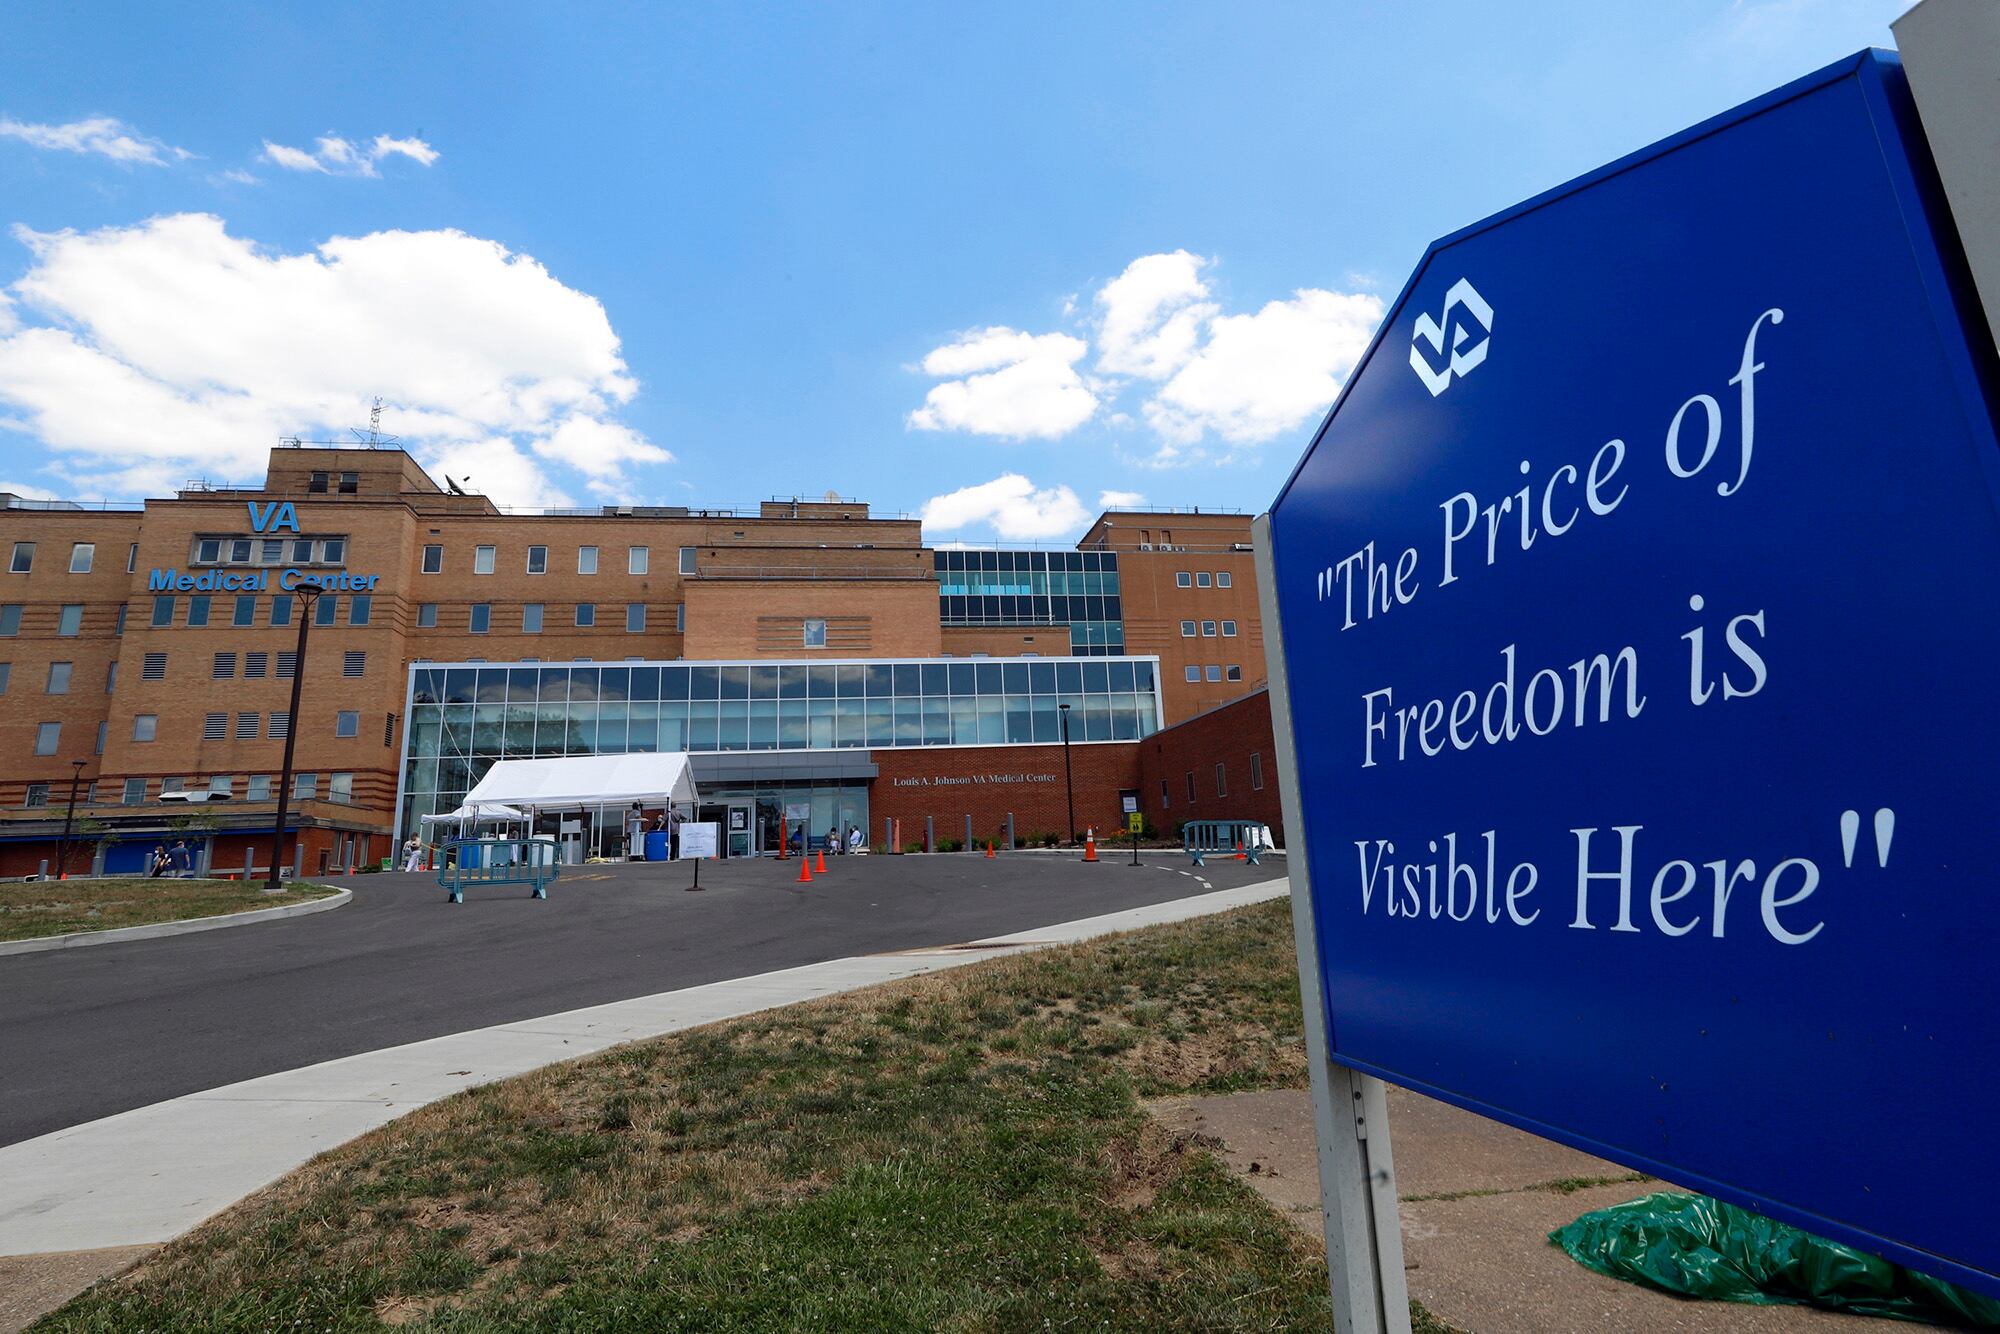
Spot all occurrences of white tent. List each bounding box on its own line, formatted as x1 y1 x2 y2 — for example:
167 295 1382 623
459 752 701 813
419 802 528 826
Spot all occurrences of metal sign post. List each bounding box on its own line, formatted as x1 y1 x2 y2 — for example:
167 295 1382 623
1256 515 1409 1334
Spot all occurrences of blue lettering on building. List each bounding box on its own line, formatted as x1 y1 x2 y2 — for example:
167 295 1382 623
147 568 380 592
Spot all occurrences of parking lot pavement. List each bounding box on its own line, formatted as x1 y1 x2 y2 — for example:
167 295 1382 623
0 849 1280 1148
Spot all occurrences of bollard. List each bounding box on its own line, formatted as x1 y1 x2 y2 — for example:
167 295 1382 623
926 816 935 854
964 813 973 853
291 842 304 879
37 858 47 880
243 848 254 880
1006 812 1015 851
885 816 894 855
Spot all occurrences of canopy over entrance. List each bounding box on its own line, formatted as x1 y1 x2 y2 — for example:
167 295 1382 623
459 752 701 813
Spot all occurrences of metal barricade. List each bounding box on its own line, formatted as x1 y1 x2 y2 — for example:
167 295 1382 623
437 837 562 903
1181 820 1264 867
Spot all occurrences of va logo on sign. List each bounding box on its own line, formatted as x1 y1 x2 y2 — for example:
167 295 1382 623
1409 278 1494 397
247 501 300 533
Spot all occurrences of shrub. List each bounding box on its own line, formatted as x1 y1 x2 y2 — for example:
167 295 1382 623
935 836 963 853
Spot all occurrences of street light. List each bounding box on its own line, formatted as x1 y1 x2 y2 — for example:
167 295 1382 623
1058 702 1076 846
265 584 323 891
56 758 87 878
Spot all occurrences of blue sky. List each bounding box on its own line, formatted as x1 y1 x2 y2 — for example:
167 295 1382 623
0 0 1909 541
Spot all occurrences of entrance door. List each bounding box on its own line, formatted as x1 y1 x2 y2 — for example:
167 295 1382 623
726 802 753 858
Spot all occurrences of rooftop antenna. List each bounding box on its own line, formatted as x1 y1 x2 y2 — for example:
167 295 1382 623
350 397 400 450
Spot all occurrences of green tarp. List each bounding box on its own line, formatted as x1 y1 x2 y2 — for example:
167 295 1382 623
1550 1193 2000 1327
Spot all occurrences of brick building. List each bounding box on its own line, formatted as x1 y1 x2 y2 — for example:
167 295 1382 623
0 446 1280 874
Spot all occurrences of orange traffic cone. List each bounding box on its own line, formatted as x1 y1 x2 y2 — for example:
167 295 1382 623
1082 828 1099 862
797 855 813 884
1233 840 1247 861
816 848 828 874
985 839 995 859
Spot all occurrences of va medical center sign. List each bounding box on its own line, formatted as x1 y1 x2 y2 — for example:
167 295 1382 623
147 501 383 593
1268 53 2000 1294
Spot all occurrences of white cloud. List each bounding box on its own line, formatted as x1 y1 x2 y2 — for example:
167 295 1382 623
214 168 260 186
921 473 1090 540
0 115 185 166
0 290 15 335
1143 288 1383 448
907 327 1096 440
531 415 673 499
425 437 574 511
0 213 657 506
1094 250 1216 380
1097 489 1146 509
261 132 439 177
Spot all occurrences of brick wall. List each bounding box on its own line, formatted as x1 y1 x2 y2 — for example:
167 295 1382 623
1136 688 1284 845
871 742 1141 846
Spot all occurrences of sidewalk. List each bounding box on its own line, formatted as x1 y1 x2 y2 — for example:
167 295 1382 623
1150 1086 1900 1333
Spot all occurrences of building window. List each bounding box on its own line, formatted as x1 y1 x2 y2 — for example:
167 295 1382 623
213 652 236 679
267 713 289 740
0 662 9 694
115 603 126 635
246 774 272 801
321 538 345 563
521 603 544 634
675 602 685 633
95 721 106 754
1196 572 1212 588
105 661 115 692
1217 571 1232 588
207 775 233 797
384 713 397 747
262 539 284 564
803 618 827 649
271 595 293 627
45 661 70 693
574 603 595 627
132 715 157 743
473 545 496 575
315 595 338 626
342 650 366 677
293 773 317 800
1226 665 1242 682
308 470 329 493
417 603 438 628
159 777 185 796
1250 751 1264 790
127 543 138 574
1183 665 1200 682
291 538 314 563
526 545 548 575
69 542 94 574
9 542 33 574
57 604 82 636
141 652 167 680
1215 763 1228 797
577 545 598 575
1180 620 1196 637
1186 770 1197 803
628 546 650 575
1205 665 1221 681
152 595 176 627
230 538 253 564
203 712 227 740
421 544 442 574
0 605 17 637
123 777 146 805
276 651 297 679
1201 620 1217 637
1221 620 1237 637
350 595 370 626
335 710 359 738
626 603 646 633
244 652 268 679
329 773 354 803
1176 571 1191 588
339 470 359 494
236 712 259 739
187 595 211 627
678 546 697 574
23 782 49 808
469 604 491 634
233 595 256 627
1160 778 1170 810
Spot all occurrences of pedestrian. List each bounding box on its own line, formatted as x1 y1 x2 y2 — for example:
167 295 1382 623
171 839 193 877
848 825 865 854
147 844 168 878
627 804 646 860
402 836 423 872
826 824 840 855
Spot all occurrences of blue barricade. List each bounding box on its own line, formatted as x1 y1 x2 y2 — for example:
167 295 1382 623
437 837 562 903
1181 820 1264 867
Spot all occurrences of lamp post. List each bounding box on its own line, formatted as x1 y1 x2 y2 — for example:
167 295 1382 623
265 584 322 891
1058 703 1076 846
56 758 87 878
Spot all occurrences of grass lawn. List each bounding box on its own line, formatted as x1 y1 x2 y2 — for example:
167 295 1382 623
0 877 339 943
37 898 1456 1331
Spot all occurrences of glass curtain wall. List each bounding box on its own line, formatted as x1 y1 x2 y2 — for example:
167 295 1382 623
401 655 1160 837
935 549 1124 655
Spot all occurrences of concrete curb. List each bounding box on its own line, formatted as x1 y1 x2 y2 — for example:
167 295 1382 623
0 888 351 958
